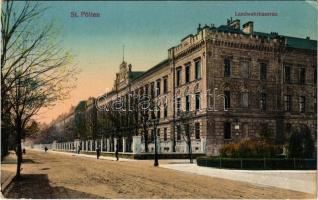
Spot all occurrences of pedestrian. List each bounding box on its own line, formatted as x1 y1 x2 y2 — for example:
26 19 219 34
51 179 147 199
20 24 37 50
96 146 101 159
78 145 81 154
22 148 26 154
115 145 119 161
44 146 48 152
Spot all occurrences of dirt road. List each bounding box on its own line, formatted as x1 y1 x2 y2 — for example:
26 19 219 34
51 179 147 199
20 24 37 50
2 150 314 199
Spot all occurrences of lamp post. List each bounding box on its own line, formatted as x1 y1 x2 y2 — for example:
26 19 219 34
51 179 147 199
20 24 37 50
154 122 159 167
148 115 159 167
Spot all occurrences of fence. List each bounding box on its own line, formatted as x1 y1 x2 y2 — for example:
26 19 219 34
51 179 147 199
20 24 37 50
32 136 207 155
197 157 317 170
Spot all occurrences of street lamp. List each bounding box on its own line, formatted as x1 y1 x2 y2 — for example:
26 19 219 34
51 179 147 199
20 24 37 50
148 115 159 167
153 118 159 167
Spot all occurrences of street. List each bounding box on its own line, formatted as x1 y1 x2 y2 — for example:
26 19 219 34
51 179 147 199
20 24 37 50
2 150 314 199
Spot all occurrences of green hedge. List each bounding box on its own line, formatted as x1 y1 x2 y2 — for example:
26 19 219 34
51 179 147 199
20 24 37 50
197 157 317 170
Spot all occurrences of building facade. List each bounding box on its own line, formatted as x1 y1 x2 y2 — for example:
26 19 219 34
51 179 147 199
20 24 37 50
75 19 317 155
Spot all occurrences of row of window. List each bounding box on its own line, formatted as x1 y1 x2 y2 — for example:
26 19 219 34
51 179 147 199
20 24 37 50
284 95 310 113
223 58 317 84
223 122 267 140
176 123 201 140
223 91 267 111
224 58 268 80
176 59 201 87
148 124 201 142
176 93 201 115
137 76 169 98
284 66 316 84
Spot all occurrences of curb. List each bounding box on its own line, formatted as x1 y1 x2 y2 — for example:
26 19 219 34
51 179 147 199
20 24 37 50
1 173 15 196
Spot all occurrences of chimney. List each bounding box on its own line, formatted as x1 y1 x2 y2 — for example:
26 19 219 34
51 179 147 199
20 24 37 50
229 19 240 29
242 21 253 34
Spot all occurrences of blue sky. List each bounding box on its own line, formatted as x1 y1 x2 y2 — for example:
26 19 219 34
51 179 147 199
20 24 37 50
22 1 317 123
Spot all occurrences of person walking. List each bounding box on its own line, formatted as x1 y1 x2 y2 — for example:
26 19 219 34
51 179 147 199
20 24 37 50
115 144 119 161
78 145 82 154
96 146 101 159
44 146 48 152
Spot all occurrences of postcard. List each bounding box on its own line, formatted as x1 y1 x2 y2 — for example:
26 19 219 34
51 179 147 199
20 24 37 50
1 0 317 199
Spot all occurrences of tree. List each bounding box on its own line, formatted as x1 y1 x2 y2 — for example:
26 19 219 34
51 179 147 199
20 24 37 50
74 101 88 139
178 111 195 163
25 120 40 138
147 98 160 167
288 126 315 158
1 1 77 178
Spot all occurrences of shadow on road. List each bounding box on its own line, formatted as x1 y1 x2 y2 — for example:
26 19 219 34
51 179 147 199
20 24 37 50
3 174 104 199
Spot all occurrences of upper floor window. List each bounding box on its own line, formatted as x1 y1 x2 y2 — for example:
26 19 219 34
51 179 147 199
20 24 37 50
284 66 291 83
156 80 161 96
260 63 267 81
140 87 144 95
163 77 168 94
260 93 267 111
176 97 181 116
176 68 182 87
195 92 201 111
224 91 231 109
164 103 168 119
241 92 249 108
145 85 149 95
299 96 305 113
195 60 201 79
186 95 190 112
185 64 190 83
224 122 231 139
195 122 200 139
241 61 250 79
224 58 231 77
150 82 155 98
284 95 292 112
299 68 306 84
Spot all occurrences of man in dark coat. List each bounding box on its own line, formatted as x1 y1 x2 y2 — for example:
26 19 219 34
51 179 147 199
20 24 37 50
96 146 101 159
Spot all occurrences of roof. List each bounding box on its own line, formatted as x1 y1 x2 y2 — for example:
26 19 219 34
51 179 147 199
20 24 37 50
209 23 317 51
129 71 144 81
284 36 317 51
131 59 169 83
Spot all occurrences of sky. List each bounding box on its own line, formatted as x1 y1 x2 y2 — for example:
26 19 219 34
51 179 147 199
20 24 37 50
25 1 317 124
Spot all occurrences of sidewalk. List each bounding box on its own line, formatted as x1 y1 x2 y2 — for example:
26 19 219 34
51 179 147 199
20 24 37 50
1 152 17 194
29 148 135 162
160 163 317 194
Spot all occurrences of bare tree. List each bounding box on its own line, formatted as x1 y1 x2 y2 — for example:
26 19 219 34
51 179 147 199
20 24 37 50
1 1 77 178
178 111 195 163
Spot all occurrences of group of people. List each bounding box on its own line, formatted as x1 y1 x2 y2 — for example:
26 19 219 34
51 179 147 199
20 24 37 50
42 144 120 161
75 144 119 161
95 146 119 161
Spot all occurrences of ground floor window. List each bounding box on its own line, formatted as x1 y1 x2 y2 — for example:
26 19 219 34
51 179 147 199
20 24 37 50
242 123 249 138
163 128 168 141
177 125 181 141
195 122 200 139
224 122 231 139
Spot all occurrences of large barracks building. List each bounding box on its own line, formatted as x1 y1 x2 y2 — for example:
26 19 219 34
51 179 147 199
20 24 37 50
67 19 318 155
